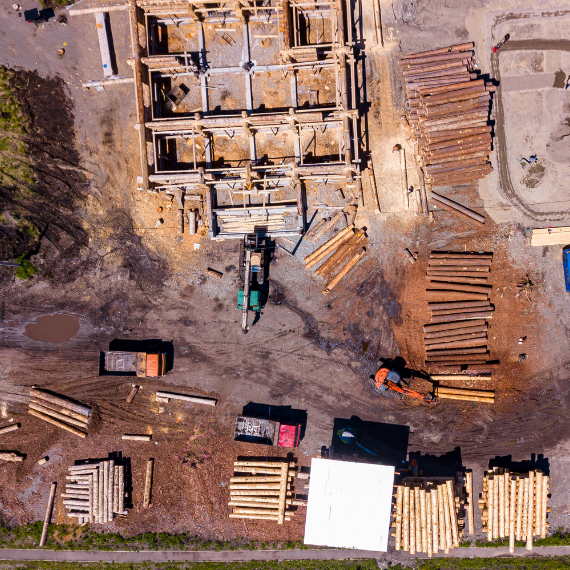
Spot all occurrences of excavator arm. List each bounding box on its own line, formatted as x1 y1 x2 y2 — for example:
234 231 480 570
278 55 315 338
374 367 436 404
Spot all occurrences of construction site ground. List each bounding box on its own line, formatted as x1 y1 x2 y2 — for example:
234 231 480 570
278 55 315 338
1 0 570 553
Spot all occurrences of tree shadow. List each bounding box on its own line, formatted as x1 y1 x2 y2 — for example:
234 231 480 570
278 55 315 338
406 446 464 479
488 453 549 476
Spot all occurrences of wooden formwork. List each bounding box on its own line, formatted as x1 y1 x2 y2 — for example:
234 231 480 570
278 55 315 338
130 0 361 238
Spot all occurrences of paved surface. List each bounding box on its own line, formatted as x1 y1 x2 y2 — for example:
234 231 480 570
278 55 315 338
3 546 570 562
491 39 570 222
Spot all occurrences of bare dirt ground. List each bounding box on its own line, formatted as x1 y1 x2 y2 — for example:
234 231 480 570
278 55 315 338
1 0 570 550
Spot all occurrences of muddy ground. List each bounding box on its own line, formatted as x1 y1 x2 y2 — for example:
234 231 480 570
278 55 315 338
1 0 570 550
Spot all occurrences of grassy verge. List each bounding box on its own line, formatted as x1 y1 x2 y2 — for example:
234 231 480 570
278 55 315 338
416 557 570 569
1 563 378 570
0 523 315 551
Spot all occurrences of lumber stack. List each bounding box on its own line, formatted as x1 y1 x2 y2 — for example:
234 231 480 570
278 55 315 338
480 467 550 552
28 388 92 438
530 227 570 246
392 477 466 556
304 224 368 294
399 43 494 189
63 457 127 524
423 251 496 369
228 460 308 524
218 212 287 233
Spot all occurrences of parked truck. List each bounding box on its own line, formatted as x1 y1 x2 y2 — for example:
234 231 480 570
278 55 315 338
101 351 166 377
234 415 301 447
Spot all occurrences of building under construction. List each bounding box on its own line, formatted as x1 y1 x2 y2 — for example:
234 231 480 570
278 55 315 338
128 0 361 238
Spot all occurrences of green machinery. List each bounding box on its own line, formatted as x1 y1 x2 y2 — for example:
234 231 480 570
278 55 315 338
237 234 266 333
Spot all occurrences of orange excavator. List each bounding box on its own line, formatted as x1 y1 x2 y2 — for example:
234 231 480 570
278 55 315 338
373 362 436 405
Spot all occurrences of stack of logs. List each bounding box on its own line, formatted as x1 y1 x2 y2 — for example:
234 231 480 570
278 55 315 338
424 251 495 368
28 388 92 438
304 224 368 294
392 477 467 556
400 43 494 189
228 459 308 523
480 467 550 552
434 385 495 404
64 458 126 524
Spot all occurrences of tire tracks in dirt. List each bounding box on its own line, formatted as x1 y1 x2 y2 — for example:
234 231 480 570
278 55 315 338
492 40 570 221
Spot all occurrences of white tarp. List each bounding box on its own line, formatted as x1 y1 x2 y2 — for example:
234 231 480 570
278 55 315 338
304 458 395 552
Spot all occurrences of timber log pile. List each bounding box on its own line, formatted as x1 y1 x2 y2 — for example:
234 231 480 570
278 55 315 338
480 467 550 552
424 251 495 368
28 388 92 438
63 458 127 524
400 43 494 188
228 460 308 523
392 477 467 556
304 224 368 294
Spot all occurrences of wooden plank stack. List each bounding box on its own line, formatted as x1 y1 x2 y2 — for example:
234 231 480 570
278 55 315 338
218 213 287 233
480 467 550 552
399 43 494 189
531 227 570 246
228 459 308 524
28 388 92 438
423 251 495 368
392 476 466 556
63 457 127 524
304 224 368 294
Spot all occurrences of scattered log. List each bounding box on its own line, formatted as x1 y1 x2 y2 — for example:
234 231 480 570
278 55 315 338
0 423 20 435
126 385 139 404
143 459 154 508
122 434 152 441
155 391 217 406
206 268 223 279
39 482 57 547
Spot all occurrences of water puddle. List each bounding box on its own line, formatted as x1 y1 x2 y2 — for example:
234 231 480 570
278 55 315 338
24 314 81 343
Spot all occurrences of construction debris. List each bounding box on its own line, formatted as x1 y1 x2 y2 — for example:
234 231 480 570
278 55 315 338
392 476 466 555
63 457 127 524
480 467 550 552
516 274 535 302
423 251 496 368
228 459 307 523
400 43 494 190
28 388 91 438
304 225 368 294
